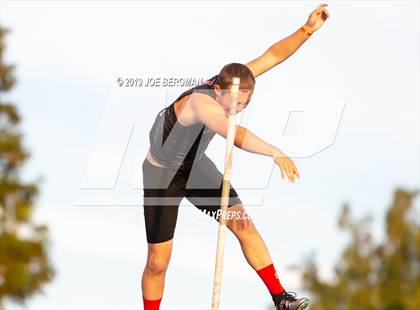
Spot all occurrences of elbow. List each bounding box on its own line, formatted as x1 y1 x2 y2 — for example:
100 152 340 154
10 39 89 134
234 127 247 148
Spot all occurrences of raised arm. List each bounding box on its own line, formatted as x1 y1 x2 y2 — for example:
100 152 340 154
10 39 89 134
191 94 300 182
246 3 330 78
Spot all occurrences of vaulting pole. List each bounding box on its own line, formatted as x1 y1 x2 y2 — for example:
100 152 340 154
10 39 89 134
211 77 240 310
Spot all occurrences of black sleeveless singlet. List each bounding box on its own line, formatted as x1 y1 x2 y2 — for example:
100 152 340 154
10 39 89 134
148 75 218 169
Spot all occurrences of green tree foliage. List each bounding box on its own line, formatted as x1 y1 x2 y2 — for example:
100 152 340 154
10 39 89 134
0 27 54 307
301 188 420 309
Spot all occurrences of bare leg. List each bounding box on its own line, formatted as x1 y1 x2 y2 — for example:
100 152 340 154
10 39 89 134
141 239 173 300
226 204 273 270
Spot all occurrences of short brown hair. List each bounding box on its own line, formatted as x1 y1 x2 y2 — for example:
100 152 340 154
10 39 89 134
216 63 255 91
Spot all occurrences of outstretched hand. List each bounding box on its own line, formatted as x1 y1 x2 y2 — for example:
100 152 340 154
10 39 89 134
273 152 300 183
305 3 330 33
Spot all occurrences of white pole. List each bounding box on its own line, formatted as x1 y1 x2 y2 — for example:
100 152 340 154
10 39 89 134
211 77 240 310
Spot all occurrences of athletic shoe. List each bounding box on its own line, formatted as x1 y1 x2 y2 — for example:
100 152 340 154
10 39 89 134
274 291 311 310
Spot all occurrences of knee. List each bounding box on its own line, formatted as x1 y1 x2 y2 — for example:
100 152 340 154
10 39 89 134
227 213 256 236
145 255 170 276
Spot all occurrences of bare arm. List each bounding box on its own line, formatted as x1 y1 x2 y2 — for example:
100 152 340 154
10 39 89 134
192 94 300 182
234 126 281 157
192 94 280 156
246 3 330 78
246 28 310 78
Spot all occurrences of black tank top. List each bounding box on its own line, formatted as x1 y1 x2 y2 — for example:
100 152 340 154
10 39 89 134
148 75 218 169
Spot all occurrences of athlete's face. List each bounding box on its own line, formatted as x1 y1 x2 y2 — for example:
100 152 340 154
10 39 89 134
215 85 254 114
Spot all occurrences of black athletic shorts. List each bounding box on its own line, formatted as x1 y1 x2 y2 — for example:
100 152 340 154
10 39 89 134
142 154 242 244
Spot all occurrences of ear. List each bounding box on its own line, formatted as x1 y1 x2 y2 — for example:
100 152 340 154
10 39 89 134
214 84 223 99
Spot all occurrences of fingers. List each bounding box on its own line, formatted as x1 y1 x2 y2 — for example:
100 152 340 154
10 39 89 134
276 158 300 183
282 164 294 183
315 3 328 11
314 3 329 17
316 8 329 16
280 164 285 180
286 163 300 183
295 166 301 179
322 9 330 20
291 161 300 179
278 162 290 182
286 167 294 183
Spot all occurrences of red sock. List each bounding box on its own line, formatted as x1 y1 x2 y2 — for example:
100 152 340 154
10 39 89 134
143 297 162 310
256 263 285 294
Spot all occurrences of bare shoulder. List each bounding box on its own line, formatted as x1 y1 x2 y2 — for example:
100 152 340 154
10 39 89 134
190 92 224 115
174 92 224 126
188 92 229 131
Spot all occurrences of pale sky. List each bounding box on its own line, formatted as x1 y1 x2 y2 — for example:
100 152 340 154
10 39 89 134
1 1 419 309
